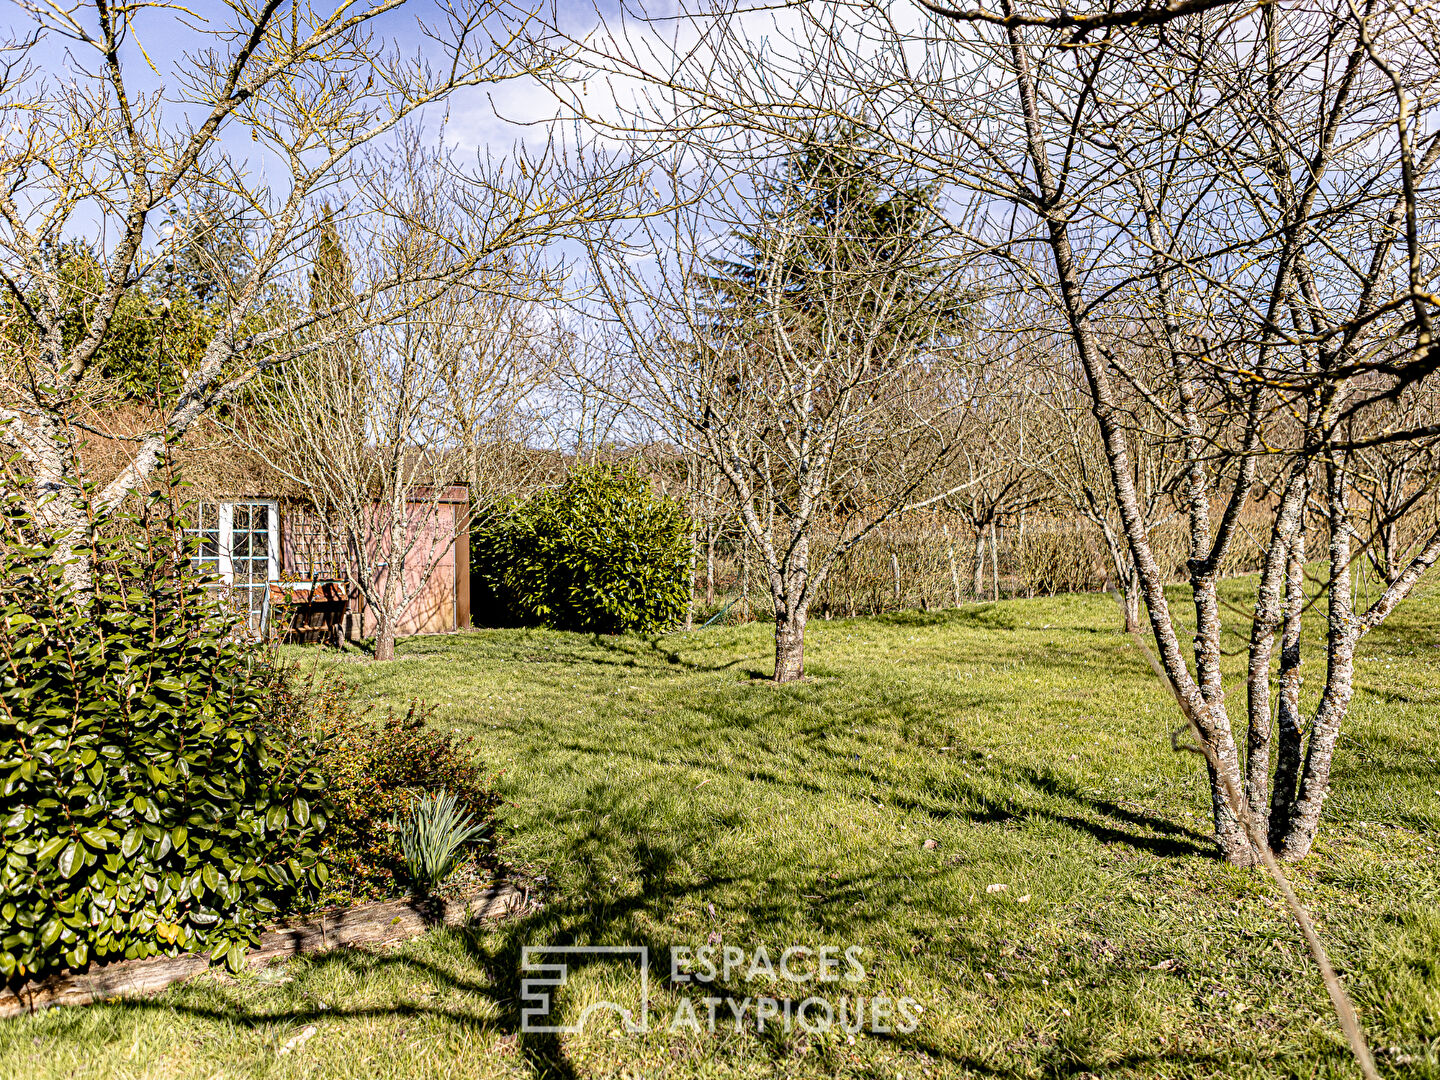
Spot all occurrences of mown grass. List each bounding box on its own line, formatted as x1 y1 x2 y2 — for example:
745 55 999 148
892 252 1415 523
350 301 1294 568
4 578 1439 1079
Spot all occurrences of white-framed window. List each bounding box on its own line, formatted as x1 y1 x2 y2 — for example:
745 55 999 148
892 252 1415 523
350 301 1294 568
185 500 279 628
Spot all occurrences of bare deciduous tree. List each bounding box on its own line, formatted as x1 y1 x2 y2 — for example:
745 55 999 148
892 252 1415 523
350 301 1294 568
903 0 1440 865
0 0 624 589
941 333 1048 602
554 0 1440 862
440 285 566 511
1027 346 1184 632
244 211 556 660
588 137 980 680
1349 383 1440 588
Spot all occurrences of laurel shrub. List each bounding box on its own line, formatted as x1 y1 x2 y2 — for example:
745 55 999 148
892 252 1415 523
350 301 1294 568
472 464 691 635
0 494 327 983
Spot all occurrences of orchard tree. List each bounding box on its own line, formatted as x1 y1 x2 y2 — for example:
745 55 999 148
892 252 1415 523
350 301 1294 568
242 148 566 661
568 0 1440 860
590 132 980 681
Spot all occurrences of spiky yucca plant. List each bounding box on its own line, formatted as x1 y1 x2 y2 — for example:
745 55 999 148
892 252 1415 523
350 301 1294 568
390 789 488 890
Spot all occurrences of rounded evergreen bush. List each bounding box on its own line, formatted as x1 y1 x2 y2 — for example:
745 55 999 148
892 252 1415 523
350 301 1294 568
472 464 691 634
0 495 328 983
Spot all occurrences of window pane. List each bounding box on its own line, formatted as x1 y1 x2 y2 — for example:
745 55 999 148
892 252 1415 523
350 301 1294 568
191 501 276 594
186 502 221 577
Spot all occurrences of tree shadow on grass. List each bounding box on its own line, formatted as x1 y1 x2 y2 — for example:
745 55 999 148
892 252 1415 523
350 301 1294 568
56 918 577 1076
476 632 774 681
68 770 1301 1080
884 766 1215 859
869 606 1019 631
515 686 1216 863
54 676 1298 1076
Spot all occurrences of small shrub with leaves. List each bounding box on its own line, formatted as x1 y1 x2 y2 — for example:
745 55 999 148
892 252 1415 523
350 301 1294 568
0 494 327 984
391 789 489 890
472 463 691 634
265 676 503 907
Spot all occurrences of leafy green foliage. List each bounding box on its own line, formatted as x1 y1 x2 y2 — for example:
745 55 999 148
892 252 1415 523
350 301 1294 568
263 677 502 908
391 789 489 890
309 205 354 316
472 464 691 635
1 208 282 403
0 495 328 983
4 588 1440 1076
0 247 212 400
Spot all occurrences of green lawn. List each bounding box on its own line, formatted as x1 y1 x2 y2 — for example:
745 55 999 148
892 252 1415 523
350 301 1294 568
5 581 1439 1078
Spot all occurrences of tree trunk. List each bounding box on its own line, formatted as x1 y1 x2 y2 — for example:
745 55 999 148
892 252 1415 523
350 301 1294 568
989 521 1001 602
889 548 902 606
972 529 986 598
685 523 698 631
943 523 962 608
1099 523 1141 633
374 609 397 662
1243 468 1310 821
1190 581 1257 866
740 534 751 620
773 603 807 683
1275 459 1357 861
40 493 96 596
1122 570 1141 634
705 524 715 606
1019 513 1034 598
1268 526 1307 851
373 515 403 663
23 429 97 595
1380 520 1400 585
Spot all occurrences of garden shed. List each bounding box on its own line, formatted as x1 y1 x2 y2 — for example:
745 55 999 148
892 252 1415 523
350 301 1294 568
183 486 471 643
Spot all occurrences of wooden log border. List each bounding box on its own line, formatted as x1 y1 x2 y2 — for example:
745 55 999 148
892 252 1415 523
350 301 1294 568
0 881 527 1019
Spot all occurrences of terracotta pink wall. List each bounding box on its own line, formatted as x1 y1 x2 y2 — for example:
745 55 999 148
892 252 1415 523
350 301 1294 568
359 497 462 637
280 488 467 638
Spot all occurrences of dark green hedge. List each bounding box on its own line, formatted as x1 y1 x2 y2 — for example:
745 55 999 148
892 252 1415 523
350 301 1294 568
471 464 691 635
0 496 327 983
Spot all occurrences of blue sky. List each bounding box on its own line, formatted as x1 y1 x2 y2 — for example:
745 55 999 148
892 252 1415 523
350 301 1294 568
8 0 623 173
